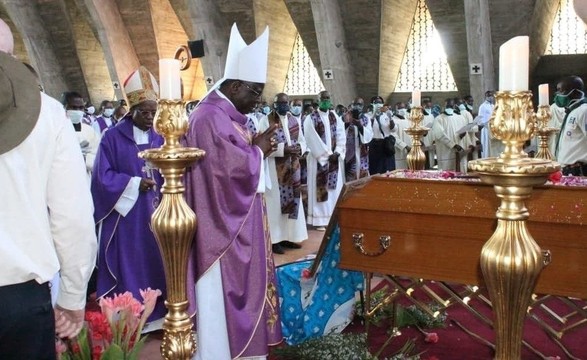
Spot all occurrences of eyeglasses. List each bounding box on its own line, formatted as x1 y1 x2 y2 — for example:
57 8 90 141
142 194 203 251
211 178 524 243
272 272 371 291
137 109 157 117
240 82 262 98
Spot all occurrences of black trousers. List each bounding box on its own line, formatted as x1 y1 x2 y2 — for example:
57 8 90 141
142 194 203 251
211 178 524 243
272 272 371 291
369 149 396 175
0 280 56 360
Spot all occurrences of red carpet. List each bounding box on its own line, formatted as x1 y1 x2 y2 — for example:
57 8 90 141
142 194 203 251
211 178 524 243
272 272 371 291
272 279 587 359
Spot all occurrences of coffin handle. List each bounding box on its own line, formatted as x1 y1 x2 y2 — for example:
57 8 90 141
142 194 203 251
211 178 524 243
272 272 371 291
542 249 552 266
353 233 391 256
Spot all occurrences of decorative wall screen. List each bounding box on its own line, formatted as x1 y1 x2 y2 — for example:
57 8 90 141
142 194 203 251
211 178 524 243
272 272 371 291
545 0 587 55
394 0 457 92
283 33 325 96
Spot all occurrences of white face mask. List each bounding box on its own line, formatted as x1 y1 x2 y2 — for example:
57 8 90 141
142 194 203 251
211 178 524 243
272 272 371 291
372 103 383 113
67 110 84 124
103 108 115 117
86 106 95 115
396 108 407 117
290 105 302 116
458 104 466 112
445 108 454 115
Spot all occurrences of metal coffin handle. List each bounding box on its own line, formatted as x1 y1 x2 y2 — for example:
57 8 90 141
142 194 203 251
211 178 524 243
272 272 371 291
353 233 391 256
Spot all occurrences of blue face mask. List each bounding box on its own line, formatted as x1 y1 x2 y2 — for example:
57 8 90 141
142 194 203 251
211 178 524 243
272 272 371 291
445 108 454 115
262 106 271 115
290 105 302 116
458 104 466 112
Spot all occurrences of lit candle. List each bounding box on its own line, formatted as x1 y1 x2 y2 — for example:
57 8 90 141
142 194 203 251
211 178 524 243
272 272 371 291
159 59 181 100
412 90 421 107
538 83 549 106
499 36 529 91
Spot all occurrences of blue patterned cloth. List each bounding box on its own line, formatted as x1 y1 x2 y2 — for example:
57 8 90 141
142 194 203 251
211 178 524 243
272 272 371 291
276 225 364 345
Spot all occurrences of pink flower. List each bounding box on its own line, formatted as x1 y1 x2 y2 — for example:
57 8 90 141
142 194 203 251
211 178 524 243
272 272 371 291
301 268 312 280
140 287 162 322
55 339 67 355
424 332 439 343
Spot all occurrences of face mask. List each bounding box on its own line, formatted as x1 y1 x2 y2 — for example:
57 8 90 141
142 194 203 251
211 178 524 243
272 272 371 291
86 106 95 115
290 105 302 116
396 108 407 117
352 104 363 112
262 106 271 115
372 103 383 113
319 100 332 111
466 104 473 111
103 108 115 117
67 110 84 124
275 103 289 115
554 89 577 108
445 108 454 115
459 104 466 112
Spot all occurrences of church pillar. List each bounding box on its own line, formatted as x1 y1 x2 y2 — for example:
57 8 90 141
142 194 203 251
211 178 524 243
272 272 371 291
79 0 140 101
189 0 229 87
0 0 69 99
310 0 356 105
464 0 496 111
253 0 297 100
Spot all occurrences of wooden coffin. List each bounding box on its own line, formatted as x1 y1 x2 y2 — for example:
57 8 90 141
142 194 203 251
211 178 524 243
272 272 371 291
337 173 587 299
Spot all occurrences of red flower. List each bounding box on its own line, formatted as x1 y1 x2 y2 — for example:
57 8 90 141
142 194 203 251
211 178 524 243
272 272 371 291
548 171 562 183
92 345 103 360
71 342 81 354
301 268 312 280
424 332 439 343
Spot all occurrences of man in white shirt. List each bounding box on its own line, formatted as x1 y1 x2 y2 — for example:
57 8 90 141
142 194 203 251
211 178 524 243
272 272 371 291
0 51 97 358
554 75 587 175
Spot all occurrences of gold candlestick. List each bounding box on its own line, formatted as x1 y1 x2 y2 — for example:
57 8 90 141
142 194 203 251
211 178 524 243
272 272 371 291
139 100 205 360
405 106 429 170
468 91 559 359
534 105 558 160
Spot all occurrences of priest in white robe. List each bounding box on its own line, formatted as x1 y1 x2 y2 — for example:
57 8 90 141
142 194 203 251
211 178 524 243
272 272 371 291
303 90 346 229
391 103 412 170
259 93 308 253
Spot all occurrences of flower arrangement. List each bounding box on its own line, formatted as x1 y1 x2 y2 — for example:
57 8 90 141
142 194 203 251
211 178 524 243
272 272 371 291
56 288 162 360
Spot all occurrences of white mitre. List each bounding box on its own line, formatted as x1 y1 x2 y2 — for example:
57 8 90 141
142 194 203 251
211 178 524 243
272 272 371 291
206 23 269 96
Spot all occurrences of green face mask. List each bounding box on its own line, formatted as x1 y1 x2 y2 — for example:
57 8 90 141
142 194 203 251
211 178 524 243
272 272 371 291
554 91 571 108
319 100 332 111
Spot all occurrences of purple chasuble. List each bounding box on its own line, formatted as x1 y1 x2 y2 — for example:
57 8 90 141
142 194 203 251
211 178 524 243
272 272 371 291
184 91 282 358
95 116 113 133
91 117 167 321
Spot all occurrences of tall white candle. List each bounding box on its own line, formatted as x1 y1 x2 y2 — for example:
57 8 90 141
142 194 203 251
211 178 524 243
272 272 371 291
538 84 549 106
412 90 421 107
159 59 181 100
498 36 529 91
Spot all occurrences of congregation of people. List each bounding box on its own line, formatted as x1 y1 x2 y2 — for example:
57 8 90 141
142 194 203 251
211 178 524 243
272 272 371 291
2 14 587 360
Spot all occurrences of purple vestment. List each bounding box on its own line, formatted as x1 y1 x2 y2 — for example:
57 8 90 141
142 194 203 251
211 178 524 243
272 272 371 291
95 116 113 133
184 91 282 358
91 117 167 321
